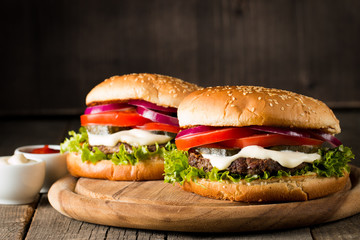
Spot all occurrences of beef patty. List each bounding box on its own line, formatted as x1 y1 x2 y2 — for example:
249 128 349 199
188 149 309 176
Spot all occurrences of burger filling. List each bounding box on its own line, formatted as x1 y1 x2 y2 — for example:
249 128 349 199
164 126 354 184
85 125 176 155
61 101 180 165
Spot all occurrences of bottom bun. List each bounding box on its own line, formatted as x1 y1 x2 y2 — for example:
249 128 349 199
180 172 350 202
66 152 164 181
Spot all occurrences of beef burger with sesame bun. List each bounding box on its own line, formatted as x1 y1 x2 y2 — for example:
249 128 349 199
61 73 201 181
164 86 354 202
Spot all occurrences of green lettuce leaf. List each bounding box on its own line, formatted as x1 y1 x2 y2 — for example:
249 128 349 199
164 145 354 185
111 141 175 165
60 127 88 154
60 127 176 165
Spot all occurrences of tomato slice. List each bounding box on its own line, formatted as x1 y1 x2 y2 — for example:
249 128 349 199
218 134 323 149
175 128 256 151
81 110 151 127
136 122 180 133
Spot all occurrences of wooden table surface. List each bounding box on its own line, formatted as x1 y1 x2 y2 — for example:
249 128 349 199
1 110 360 240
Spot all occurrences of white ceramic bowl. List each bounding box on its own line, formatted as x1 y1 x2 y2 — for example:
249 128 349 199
0 156 45 204
15 145 68 193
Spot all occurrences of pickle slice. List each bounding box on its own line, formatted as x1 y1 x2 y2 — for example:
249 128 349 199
85 125 132 135
197 147 240 157
85 126 176 138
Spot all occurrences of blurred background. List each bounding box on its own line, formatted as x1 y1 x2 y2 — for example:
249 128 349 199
1 0 360 160
1 0 359 116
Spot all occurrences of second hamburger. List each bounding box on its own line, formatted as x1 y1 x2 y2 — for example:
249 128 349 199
164 85 354 202
61 73 201 181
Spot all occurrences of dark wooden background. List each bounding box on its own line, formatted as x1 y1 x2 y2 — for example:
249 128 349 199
1 0 360 116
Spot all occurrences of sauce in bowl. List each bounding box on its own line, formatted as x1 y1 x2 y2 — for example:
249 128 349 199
0 153 37 165
30 145 60 154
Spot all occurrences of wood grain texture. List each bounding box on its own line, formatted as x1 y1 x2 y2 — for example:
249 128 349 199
167 228 313 240
0 196 38 240
311 213 360 240
48 166 360 233
25 194 167 240
1 0 360 115
0 116 73 156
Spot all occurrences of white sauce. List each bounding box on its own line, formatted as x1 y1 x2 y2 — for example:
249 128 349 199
200 145 321 170
0 154 37 165
87 129 172 147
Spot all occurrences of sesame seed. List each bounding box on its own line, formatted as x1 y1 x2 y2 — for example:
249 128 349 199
269 103 273 107
258 97 262 100
281 107 284 111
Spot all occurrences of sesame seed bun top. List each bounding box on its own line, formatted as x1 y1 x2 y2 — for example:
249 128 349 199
86 73 202 108
178 85 340 134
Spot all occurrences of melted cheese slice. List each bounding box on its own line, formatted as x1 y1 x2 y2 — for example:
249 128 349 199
201 145 321 170
87 129 172 147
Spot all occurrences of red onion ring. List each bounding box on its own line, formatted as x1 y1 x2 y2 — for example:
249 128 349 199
249 125 341 147
310 130 342 147
249 126 313 138
128 100 177 113
84 103 132 115
136 106 179 126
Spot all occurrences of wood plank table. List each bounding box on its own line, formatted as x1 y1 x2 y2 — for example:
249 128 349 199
1 110 360 239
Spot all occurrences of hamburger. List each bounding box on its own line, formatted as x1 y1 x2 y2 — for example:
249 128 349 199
61 73 201 181
164 86 354 202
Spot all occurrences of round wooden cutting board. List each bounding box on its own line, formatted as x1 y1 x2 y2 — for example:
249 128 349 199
48 166 360 232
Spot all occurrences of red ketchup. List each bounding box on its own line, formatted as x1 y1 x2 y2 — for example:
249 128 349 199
30 145 60 154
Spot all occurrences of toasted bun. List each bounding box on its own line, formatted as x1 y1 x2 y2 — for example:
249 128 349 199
66 152 164 181
180 171 350 202
178 86 340 134
86 73 201 108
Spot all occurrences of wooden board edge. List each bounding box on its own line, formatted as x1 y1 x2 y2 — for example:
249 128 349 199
48 174 77 218
47 167 360 232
